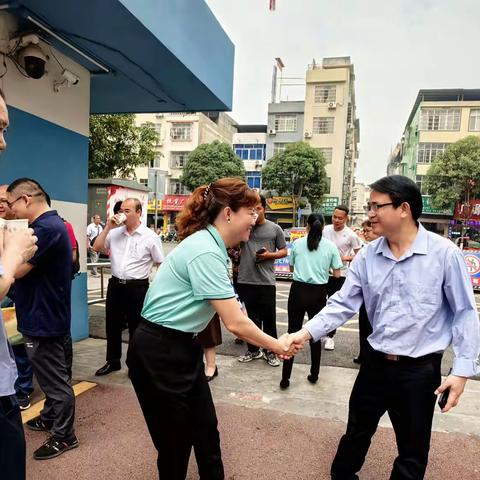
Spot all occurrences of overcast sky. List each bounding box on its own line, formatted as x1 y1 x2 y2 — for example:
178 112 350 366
205 0 480 183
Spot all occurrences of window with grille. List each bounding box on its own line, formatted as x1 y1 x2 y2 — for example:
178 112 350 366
233 144 265 161
469 109 480 131
317 147 333 164
314 84 336 103
149 155 162 168
415 175 430 195
417 143 448 164
274 115 297 132
246 171 261 189
170 152 189 168
170 181 189 195
419 108 460 131
313 117 334 134
273 143 288 154
170 123 192 141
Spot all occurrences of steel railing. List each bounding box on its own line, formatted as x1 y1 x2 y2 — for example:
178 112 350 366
86 262 111 305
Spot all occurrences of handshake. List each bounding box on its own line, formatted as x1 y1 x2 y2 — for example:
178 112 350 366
274 329 312 360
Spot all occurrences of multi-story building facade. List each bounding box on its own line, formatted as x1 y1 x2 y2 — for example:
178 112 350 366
266 101 305 160
134 111 237 228
388 89 480 234
303 57 360 210
233 125 267 190
351 182 371 225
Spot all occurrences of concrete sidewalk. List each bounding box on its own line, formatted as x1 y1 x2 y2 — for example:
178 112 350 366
23 337 480 479
74 337 480 437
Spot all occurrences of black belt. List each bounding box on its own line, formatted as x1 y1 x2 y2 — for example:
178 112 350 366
111 276 149 285
139 319 198 340
375 350 442 364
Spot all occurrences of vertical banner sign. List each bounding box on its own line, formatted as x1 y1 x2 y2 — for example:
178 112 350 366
464 251 480 289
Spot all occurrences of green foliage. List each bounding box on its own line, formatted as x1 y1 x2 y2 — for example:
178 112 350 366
425 136 480 209
89 114 158 179
261 141 328 208
180 141 245 191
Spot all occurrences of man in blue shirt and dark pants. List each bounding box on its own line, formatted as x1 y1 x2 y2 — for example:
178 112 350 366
290 175 480 480
7 177 78 460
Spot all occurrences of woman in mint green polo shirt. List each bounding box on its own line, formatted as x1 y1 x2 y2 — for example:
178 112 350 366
127 178 297 480
280 213 343 390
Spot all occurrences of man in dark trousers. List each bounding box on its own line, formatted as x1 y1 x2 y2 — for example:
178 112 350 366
93 198 164 376
237 194 288 367
0 88 38 480
290 175 480 480
7 177 78 460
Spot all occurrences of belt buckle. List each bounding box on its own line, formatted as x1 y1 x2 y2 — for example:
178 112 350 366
385 354 400 362
118 278 127 284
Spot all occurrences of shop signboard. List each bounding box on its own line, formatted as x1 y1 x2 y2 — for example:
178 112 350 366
320 197 339 216
454 199 480 221
267 196 294 210
274 228 307 277
163 195 189 211
422 196 453 216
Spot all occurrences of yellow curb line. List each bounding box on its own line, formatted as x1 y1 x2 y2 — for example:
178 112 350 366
21 381 97 424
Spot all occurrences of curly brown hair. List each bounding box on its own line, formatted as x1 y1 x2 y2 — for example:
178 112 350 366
175 177 259 240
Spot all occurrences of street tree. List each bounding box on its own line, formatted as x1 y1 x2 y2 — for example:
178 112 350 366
89 114 158 179
424 135 480 245
180 140 245 191
261 141 328 221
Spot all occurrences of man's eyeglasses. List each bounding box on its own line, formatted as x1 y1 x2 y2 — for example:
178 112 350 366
363 202 394 213
6 192 43 208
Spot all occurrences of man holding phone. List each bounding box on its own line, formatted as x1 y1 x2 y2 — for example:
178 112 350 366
289 175 479 480
237 195 287 366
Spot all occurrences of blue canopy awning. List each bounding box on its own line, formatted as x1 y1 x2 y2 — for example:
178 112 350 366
7 0 234 113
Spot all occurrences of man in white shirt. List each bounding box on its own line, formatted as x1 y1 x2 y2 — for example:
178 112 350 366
323 205 362 350
86 215 103 276
92 198 164 376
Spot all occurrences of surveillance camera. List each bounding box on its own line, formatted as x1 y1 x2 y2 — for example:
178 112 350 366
18 44 47 79
61 69 79 86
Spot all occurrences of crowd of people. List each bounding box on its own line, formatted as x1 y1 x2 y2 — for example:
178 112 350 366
0 81 479 480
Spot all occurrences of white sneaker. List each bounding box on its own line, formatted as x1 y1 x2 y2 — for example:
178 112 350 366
324 337 335 351
238 350 263 363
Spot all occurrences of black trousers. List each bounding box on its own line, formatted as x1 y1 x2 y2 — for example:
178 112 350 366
23 334 76 441
331 343 442 480
105 279 149 364
0 395 25 480
357 303 372 362
127 320 224 480
326 276 346 338
282 281 327 380
236 283 277 353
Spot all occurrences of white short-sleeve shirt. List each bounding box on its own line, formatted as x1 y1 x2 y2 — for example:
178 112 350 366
105 224 164 280
323 224 362 276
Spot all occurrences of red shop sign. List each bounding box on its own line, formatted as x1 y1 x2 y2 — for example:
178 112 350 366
163 195 189 211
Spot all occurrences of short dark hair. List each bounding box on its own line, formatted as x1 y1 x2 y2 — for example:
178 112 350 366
369 175 422 221
361 219 372 228
259 194 267 209
334 205 349 216
113 200 123 215
7 177 48 203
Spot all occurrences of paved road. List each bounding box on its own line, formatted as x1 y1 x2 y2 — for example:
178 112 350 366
88 243 480 378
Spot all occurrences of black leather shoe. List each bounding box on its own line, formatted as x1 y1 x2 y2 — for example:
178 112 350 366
279 378 290 390
307 374 318 384
206 366 218 382
95 362 121 376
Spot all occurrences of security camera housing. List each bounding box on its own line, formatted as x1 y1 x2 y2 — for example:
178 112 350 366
19 44 47 79
62 69 79 85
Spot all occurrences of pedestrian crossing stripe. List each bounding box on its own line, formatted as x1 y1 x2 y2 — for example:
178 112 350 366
21 381 97 424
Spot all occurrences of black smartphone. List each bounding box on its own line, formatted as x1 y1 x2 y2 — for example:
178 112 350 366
256 247 267 255
438 388 450 410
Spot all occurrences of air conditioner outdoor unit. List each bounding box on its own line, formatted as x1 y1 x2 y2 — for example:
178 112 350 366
268 129 276 135
328 102 337 110
304 132 312 139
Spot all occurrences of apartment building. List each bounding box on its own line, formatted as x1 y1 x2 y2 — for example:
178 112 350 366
351 182 371 225
134 111 237 228
233 125 267 190
303 57 360 210
388 89 480 234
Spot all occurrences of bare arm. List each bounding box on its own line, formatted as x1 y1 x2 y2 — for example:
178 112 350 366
257 247 288 262
210 297 294 356
15 263 34 279
332 268 341 279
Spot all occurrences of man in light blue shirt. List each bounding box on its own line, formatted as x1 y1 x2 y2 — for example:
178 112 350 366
290 175 480 480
